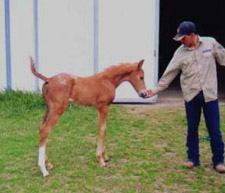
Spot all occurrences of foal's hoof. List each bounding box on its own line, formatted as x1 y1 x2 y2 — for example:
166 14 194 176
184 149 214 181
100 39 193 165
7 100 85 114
41 170 49 177
103 156 110 162
47 163 54 170
43 172 49 177
97 157 106 167
99 160 106 167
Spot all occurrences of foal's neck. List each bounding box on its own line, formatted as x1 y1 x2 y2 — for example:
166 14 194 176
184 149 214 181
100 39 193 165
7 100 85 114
97 64 134 88
111 74 129 88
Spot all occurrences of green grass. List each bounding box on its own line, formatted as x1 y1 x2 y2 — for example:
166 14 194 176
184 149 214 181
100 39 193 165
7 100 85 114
0 91 225 193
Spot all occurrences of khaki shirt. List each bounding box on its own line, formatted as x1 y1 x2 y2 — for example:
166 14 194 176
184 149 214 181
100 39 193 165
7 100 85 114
154 36 225 102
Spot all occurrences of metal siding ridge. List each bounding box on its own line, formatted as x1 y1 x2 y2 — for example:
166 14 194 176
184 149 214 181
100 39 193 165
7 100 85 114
93 0 99 74
4 0 11 90
153 0 160 102
34 0 40 92
154 0 160 86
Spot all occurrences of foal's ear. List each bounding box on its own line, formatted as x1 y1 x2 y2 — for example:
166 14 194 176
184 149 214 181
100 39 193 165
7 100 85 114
138 59 145 69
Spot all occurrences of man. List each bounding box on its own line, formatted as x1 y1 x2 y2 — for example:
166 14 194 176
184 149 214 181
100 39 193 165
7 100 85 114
144 21 225 173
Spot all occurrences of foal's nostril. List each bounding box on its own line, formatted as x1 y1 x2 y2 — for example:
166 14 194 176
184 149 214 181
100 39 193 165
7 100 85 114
139 90 147 98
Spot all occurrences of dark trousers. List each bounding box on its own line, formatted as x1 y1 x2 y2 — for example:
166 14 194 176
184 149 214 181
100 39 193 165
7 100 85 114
185 91 224 167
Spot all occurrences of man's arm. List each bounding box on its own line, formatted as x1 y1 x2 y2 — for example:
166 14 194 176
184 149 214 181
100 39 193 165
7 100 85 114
214 39 225 66
144 54 181 98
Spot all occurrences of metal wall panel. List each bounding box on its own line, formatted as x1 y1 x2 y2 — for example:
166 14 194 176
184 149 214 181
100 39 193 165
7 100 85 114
0 0 159 102
98 0 158 102
10 0 34 90
38 0 94 88
0 0 7 90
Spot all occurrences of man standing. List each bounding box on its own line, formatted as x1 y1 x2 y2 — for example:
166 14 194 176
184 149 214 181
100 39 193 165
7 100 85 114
145 21 225 173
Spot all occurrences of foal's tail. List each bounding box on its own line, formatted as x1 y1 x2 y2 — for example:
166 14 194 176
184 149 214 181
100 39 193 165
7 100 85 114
30 56 49 82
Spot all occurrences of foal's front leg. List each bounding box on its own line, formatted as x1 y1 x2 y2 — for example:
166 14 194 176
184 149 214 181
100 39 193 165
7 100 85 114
96 105 109 166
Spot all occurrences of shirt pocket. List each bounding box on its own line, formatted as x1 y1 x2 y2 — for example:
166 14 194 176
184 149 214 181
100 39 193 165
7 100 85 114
201 49 215 64
202 49 213 57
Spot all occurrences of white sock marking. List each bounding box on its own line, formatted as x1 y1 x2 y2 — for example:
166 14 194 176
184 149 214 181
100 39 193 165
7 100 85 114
38 146 49 177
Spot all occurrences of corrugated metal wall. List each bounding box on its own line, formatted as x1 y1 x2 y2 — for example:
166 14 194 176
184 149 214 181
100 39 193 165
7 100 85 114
0 0 159 103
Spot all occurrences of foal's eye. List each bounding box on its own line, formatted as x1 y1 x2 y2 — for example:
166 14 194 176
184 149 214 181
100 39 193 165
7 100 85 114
139 76 144 80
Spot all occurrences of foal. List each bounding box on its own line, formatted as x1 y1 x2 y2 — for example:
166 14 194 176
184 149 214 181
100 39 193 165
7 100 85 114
30 57 147 177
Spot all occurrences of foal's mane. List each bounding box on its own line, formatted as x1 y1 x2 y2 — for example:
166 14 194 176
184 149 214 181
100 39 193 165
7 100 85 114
98 63 137 79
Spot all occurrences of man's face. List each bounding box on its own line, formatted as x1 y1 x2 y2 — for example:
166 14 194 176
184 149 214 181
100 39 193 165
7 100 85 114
179 34 195 47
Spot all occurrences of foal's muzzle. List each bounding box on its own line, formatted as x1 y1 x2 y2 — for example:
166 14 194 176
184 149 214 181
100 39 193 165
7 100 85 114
139 90 148 98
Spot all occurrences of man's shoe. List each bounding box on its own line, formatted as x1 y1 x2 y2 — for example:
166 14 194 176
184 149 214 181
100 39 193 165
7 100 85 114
183 161 198 168
215 164 225 173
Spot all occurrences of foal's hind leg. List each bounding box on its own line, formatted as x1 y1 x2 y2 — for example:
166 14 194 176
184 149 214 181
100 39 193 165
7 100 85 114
45 154 54 170
38 111 61 177
96 105 109 166
40 107 54 170
38 102 68 177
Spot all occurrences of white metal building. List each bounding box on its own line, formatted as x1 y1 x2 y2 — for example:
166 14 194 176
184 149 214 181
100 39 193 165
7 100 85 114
0 0 160 103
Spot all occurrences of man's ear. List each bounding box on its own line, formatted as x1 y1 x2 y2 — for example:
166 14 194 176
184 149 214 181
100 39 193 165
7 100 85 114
138 59 144 69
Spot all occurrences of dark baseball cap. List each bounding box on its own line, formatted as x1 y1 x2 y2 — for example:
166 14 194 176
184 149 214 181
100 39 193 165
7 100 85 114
173 21 197 41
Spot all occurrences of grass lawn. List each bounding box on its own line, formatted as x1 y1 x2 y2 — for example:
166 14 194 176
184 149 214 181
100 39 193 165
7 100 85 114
0 91 225 193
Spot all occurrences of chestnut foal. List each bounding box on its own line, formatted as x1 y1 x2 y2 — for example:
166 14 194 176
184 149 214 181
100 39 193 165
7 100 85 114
30 57 147 177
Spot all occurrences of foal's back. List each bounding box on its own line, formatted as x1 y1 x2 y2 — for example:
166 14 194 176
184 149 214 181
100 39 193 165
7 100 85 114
43 73 116 108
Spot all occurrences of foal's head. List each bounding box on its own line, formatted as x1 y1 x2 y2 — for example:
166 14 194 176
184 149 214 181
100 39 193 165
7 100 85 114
128 59 147 98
